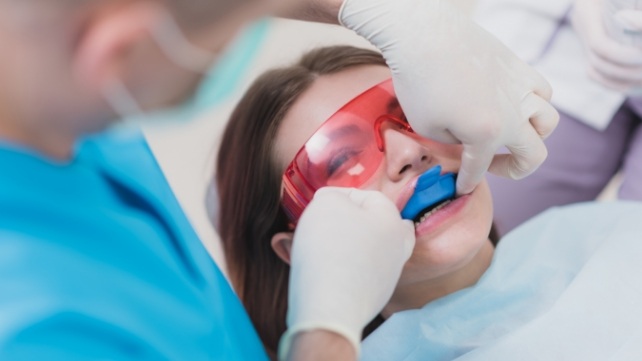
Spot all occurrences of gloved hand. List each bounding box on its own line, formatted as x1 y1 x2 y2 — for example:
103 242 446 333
572 0 642 92
339 0 559 195
278 187 415 360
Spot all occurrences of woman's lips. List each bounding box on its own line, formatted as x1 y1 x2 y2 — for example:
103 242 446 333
400 166 455 220
395 170 455 212
414 192 472 237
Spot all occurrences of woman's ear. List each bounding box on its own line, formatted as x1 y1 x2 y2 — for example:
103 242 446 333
271 232 294 265
72 1 164 91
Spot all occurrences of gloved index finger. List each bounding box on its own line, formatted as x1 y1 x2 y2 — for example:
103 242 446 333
489 125 546 180
456 143 495 195
529 70 553 101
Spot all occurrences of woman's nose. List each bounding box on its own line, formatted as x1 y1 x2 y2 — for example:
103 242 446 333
382 127 430 182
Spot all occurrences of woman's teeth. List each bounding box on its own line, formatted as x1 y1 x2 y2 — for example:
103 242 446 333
414 200 452 227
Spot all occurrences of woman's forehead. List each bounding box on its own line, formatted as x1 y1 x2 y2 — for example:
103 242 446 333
297 66 392 125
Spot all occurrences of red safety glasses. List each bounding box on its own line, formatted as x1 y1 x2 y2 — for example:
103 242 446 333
281 78 416 225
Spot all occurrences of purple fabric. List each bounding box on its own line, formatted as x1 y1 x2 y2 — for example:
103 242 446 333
487 102 642 236
620 106 642 199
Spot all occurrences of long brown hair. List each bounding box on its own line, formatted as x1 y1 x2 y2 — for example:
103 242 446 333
215 46 387 359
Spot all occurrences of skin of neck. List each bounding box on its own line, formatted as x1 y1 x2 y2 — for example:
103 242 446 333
0 100 114 161
0 118 73 160
381 239 495 318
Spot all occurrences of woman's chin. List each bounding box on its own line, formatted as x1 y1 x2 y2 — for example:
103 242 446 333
403 184 494 284
397 231 493 290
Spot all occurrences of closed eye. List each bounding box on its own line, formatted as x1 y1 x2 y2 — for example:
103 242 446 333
327 148 363 177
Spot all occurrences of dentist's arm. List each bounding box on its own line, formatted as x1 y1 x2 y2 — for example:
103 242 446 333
276 0 344 24
281 0 559 195
279 188 416 361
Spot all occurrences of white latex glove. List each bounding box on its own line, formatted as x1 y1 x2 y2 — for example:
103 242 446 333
278 187 415 360
339 0 559 194
573 0 642 92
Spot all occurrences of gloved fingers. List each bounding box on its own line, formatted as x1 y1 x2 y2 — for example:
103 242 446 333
456 142 495 195
587 66 636 93
317 187 398 213
488 125 547 180
585 24 642 66
521 92 560 139
527 69 553 101
311 187 351 206
410 124 459 145
320 187 416 258
615 9 642 32
401 220 416 261
313 186 353 200
588 52 642 83
574 0 642 66
342 188 415 263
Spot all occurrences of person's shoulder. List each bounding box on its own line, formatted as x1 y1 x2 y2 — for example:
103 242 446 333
0 229 120 292
0 230 159 334
78 126 172 193
78 126 152 164
0 229 266 361
0 229 155 360
0 231 103 327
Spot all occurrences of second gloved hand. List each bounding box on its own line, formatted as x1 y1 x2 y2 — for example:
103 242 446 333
278 187 415 360
573 0 642 92
339 0 559 195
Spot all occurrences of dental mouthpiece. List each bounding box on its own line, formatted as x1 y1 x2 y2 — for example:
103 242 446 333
401 165 457 220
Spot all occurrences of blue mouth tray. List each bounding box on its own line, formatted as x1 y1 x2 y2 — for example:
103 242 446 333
401 165 456 220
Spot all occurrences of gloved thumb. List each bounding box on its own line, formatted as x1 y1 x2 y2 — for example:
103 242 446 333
315 187 366 206
615 10 642 33
456 144 494 195
318 187 399 213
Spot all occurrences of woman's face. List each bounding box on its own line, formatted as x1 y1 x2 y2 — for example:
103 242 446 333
274 65 493 288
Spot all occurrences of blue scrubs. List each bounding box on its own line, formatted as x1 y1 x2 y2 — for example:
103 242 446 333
0 129 268 360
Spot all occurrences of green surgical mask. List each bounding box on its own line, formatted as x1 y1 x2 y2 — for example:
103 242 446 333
104 18 270 126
